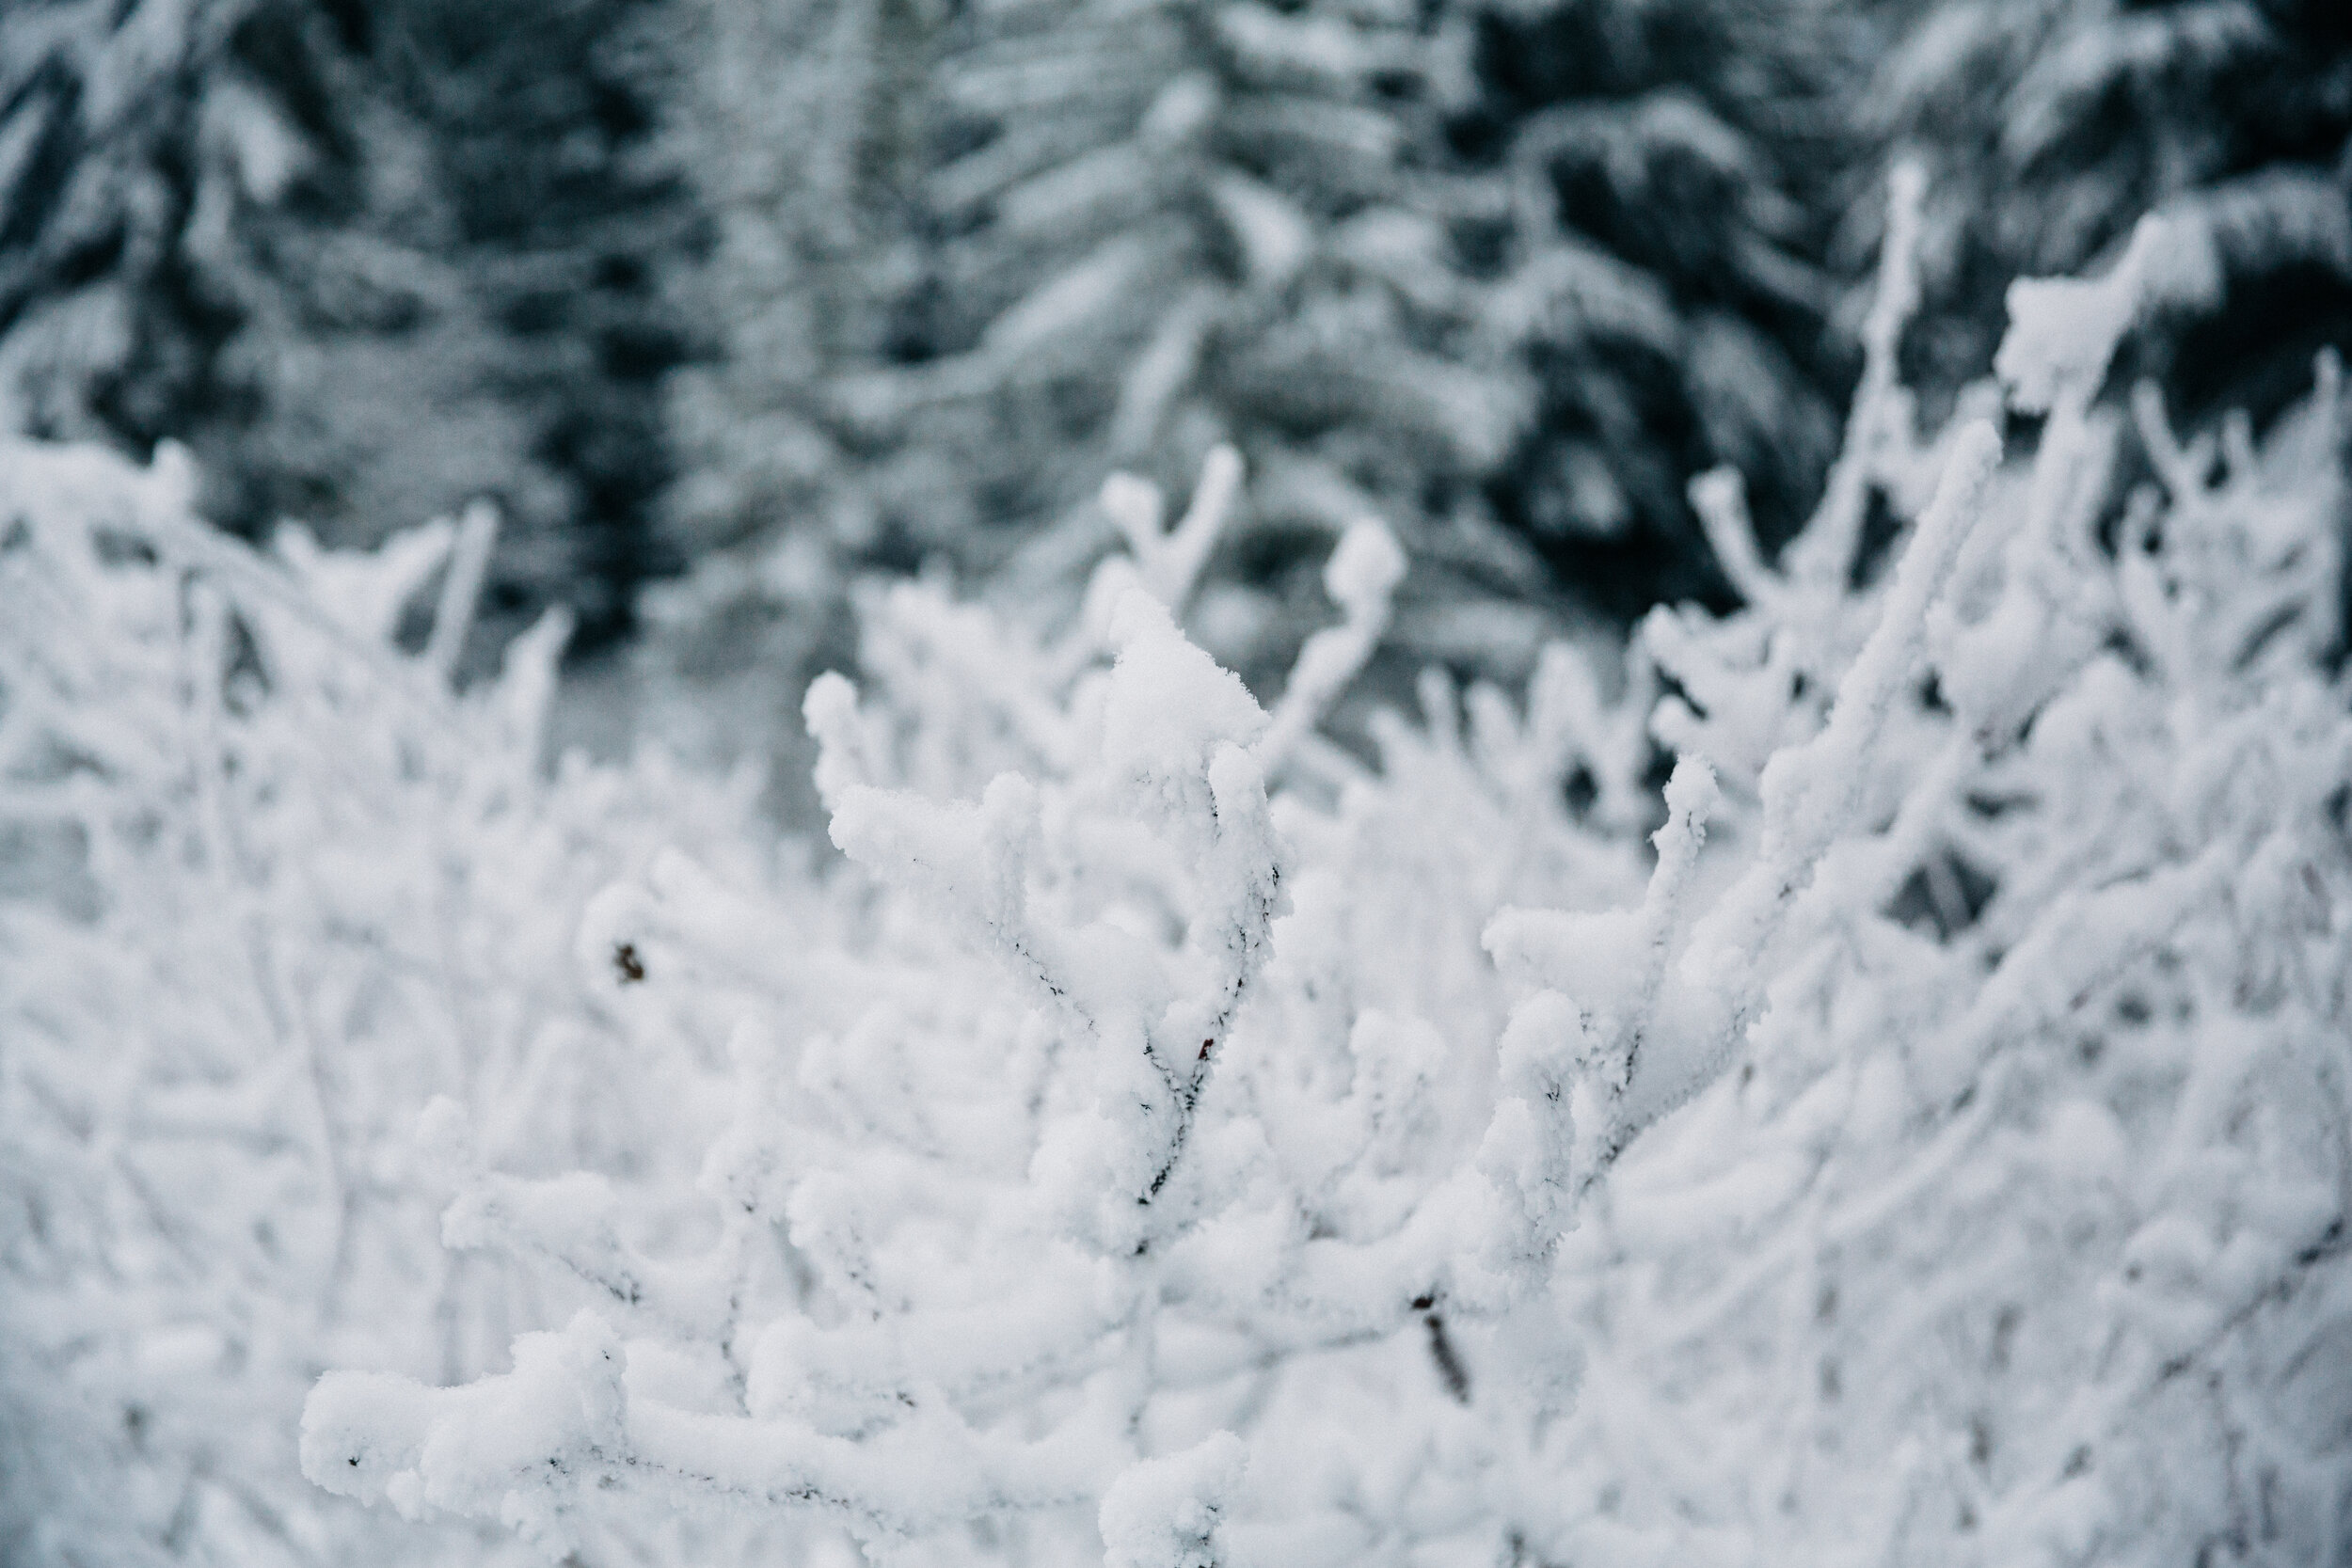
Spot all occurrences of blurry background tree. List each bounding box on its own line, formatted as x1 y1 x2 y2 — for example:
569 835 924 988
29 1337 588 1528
1445 0 1859 614
651 0 1551 716
646 0 1865 771
1862 0 2352 431
0 0 684 651
642 0 927 740
384 0 692 642
5 0 2348 730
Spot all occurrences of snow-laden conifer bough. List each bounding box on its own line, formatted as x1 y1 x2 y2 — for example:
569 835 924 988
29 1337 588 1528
285 172 2352 1568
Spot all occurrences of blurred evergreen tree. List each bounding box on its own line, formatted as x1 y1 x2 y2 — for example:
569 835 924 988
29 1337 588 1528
648 0 928 705
891 0 1544 669
0 1 549 605
385 0 692 644
0 0 686 649
1450 0 1858 613
657 0 1554 700
1862 0 2352 430
655 0 1856 723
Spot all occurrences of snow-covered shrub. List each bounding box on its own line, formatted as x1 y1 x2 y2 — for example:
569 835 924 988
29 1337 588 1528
0 442 775 1565
302 440 1647 1565
303 172 2352 1566
1534 182 2352 1567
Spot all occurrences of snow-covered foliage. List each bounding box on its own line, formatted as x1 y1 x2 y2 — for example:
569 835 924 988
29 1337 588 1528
288 182 2352 1567
0 441 774 1565
306 436 1629 1566
1544 181 2352 1567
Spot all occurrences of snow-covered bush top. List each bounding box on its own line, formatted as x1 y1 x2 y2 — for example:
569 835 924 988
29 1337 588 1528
286 177 2352 1568
0 446 775 1566
4 168 2346 1568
